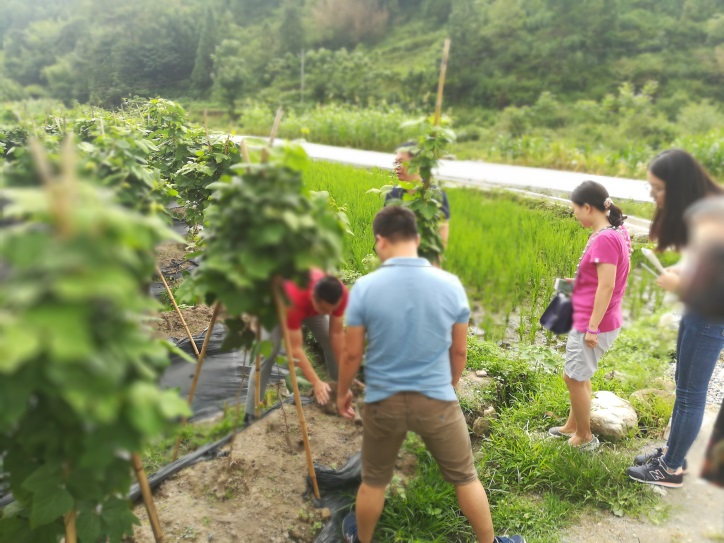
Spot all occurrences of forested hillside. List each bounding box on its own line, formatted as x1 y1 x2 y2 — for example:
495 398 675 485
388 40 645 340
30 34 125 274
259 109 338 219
1 0 722 109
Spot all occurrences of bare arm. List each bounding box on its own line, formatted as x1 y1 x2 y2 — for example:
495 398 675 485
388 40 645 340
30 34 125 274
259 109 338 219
289 329 330 404
337 326 365 420
329 315 346 366
439 221 450 248
586 263 616 347
450 322 468 388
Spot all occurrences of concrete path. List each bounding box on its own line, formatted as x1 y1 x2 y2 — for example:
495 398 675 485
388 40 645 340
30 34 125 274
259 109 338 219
561 407 724 543
289 141 654 203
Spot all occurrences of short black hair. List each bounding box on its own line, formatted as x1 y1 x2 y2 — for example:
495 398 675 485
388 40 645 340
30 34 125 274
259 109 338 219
313 276 344 305
373 206 418 243
395 141 419 157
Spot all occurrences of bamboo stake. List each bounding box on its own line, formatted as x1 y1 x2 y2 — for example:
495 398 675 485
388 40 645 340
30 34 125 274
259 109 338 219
272 279 321 500
171 302 222 460
132 453 164 543
64 510 77 543
204 109 212 154
269 108 284 146
227 344 251 463
156 265 199 356
254 322 262 417
433 39 451 127
239 139 250 163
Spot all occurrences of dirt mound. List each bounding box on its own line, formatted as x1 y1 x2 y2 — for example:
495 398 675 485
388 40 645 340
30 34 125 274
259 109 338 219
150 305 216 340
132 404 367 543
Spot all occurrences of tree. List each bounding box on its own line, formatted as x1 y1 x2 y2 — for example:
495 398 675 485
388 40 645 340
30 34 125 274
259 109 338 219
191 7 217 96
277 1 305 56
211 39 250 118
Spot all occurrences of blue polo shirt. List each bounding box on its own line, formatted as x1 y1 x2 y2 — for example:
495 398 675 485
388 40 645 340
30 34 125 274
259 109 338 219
345 257 470 403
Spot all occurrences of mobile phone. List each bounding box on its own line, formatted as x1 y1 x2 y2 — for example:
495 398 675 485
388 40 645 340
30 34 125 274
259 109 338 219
554 278 573 296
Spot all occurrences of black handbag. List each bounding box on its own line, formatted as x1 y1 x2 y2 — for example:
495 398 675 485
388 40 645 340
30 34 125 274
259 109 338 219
539 292 573 335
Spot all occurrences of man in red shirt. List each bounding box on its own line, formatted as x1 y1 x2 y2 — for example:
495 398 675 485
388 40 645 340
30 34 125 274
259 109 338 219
244 269 348 422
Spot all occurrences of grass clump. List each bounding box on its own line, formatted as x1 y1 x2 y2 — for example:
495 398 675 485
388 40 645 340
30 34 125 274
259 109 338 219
378 318 675 542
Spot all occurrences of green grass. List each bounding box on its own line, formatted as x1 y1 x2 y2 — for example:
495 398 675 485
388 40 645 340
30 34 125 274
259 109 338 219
304 160 666 341
377 317 675 542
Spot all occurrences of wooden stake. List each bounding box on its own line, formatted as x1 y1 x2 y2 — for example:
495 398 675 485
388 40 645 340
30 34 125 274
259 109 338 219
64 510 77 543
272 279 320 500
227 342 251 463
434 39 451 127
239 139 250 163
269 108 284 146
132 453 164 543
156 265 199 356
171 302 222 460
204 109 212 154
254 322 262 417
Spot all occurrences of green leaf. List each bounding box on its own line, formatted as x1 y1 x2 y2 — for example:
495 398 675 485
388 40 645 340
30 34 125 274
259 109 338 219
29 487 73 528
0 323 40 374
76 508 102 542
100 498 139 543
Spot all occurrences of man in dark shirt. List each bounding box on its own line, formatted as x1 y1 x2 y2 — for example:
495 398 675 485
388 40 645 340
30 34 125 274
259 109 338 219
384 141 450 247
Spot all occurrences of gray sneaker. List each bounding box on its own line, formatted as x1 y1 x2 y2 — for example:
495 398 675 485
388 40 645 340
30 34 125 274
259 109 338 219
548 426 573 438
494 536 527 543
633 447 688 474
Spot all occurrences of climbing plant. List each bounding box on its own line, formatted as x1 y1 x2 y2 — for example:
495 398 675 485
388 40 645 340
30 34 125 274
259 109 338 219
178 143 347 348
0 150 190 542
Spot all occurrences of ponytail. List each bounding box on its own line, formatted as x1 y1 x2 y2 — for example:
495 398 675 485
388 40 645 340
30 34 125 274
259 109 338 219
571 181 627 228
606 202 627 228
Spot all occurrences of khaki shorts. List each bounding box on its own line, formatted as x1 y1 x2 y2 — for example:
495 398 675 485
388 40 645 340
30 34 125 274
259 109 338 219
564 329 620 381
362 392 478 487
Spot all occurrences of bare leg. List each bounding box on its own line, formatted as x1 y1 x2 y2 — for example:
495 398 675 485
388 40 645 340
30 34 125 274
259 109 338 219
455 480 495 543
564 373 593 446
356 483 386 543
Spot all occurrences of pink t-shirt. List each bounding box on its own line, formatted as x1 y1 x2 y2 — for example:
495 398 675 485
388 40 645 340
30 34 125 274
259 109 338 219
571 227 631 333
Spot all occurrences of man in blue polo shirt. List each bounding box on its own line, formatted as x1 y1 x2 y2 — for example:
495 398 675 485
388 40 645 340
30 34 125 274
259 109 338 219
337 206 525 543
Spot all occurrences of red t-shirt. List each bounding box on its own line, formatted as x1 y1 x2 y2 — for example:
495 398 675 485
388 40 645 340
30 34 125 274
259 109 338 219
284 269 348 330
572 227 631 333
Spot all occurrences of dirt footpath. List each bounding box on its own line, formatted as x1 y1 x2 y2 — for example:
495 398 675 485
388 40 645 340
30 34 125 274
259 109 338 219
562 407 724 543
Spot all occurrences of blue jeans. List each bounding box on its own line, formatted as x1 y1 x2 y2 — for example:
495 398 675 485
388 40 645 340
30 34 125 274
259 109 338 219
664 312 724 470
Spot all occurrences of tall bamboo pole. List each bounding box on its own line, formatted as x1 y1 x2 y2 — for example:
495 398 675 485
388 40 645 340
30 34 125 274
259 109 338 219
239 139 250 163
132 453 164 543
272 279 320 500
64 510 77 543
171 302 222 460
433 39 451 127
269 108 283 146
156 265 199 356
254 322 262 418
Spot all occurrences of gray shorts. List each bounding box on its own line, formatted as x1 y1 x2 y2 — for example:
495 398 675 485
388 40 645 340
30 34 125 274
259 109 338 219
564 329 620 381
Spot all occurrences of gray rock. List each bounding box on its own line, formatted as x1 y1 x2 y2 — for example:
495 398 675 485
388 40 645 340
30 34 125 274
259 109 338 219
590 391 638 441
629 388 675 405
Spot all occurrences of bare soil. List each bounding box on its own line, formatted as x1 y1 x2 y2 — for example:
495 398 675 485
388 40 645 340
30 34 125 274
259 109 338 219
131 404 373 543
150 305 215 340
156 240 190 272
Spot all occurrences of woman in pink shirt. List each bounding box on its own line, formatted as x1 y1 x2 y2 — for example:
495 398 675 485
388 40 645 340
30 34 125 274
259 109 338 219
549 181 631 450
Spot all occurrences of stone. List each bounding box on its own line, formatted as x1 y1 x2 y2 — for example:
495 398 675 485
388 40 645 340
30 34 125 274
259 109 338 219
651 377 676 392
318 508 332 521
475 370 488 378
472 417 491 436
630 388 675 406
590 391 638 442
658 312 682 330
